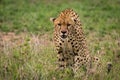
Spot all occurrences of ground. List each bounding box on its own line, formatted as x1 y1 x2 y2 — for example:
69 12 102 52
0 0 120 80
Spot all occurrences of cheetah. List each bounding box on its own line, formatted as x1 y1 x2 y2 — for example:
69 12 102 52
50 8 100 78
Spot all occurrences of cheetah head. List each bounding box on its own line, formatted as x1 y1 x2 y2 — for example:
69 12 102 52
50 15 75 39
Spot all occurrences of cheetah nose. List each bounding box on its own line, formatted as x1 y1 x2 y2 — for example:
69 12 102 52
61 31 67 34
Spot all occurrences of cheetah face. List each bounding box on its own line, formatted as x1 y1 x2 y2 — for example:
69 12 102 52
50 17 75 39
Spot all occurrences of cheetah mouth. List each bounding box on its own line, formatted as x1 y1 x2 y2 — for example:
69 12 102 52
61 35 67 39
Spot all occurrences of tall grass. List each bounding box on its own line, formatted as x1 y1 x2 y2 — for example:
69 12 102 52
0 0 120 80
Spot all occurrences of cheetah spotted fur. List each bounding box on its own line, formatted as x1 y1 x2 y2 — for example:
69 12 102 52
50 8 100 78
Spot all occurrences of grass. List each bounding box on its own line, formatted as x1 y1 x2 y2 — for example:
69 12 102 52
0 0 120 80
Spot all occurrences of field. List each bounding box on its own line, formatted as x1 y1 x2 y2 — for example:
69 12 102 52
0 0 120 80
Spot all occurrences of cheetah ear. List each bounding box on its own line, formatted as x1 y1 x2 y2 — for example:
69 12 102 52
50 17 56 22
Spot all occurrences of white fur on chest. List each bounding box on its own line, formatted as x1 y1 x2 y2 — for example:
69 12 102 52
61 38 73 54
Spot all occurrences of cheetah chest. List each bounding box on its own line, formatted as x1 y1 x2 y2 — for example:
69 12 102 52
61 39 74 56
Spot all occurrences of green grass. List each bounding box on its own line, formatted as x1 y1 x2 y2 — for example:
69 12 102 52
1 0 120 33
0 0 120 80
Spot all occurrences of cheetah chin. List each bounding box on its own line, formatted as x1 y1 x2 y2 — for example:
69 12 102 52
61 35 67 39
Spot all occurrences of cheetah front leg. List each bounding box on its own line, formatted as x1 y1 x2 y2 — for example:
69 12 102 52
55 50 71 78
72 56 85 78
56 52 66 71
72 56 93 79
85 56 100 80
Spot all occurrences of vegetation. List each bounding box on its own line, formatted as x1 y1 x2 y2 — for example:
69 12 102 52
0 0 120 80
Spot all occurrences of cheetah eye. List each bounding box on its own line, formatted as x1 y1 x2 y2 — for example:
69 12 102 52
57 23 61 26
67 23 71 26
